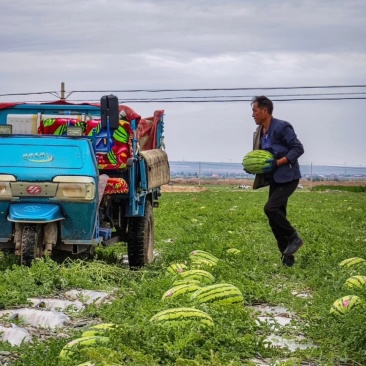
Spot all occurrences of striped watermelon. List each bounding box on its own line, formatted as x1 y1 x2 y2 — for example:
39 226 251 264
179 269 215 285
150 307 214 327
191 283 244 305
190 259 216 269
226 248 241 255
81 323 115 337
189 250 219 265
329 295 362 315
339 257 366 268
162 283 201 302
172 279 201 287
345 275 366 289
242 150 274 174
166 262 188 275
59 336 110 358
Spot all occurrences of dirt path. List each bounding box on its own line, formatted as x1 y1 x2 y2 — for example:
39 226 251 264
161 179 365 192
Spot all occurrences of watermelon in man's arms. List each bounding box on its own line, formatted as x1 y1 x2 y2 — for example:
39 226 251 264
242 150 274 174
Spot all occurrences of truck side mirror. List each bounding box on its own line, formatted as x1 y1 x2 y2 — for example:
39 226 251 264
101 95 120 129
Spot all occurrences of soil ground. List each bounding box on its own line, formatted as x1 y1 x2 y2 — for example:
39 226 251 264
161 178 366 192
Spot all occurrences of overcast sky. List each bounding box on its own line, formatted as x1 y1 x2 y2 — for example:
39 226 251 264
1 0 365 166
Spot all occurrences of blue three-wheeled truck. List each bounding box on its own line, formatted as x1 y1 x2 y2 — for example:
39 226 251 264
0 95 170 268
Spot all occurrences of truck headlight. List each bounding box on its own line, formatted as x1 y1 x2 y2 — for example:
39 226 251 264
0 175 16 200
53 176 95 201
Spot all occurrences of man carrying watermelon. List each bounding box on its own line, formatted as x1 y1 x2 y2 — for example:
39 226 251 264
250 96 304 267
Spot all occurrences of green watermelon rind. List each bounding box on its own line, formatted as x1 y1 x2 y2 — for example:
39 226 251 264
150 307 214 327
329 295 362 316
191 284 244 305
242 150 274 174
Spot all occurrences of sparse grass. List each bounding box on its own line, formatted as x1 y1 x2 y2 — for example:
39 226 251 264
311 185 366 193
0 188 365 365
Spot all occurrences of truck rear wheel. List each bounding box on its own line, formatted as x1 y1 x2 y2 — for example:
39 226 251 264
127 200 154 268
21 224 42 266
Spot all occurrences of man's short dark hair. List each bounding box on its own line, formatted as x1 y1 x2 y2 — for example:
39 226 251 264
251 96 273 115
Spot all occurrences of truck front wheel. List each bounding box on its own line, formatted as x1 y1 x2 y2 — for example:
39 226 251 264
21 224 43 266
127 200 155 268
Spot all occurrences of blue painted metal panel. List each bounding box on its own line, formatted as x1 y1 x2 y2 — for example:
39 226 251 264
156 114 164 148
124 118 146 217
0 136 97 180
0 202 12 241
59 201 98 241
0 132 99 242
0 198 98 242
8 203 64 222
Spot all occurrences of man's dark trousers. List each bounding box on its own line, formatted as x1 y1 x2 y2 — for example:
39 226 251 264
264 179 299 253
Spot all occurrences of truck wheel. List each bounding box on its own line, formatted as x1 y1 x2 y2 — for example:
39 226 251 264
21 224 42 266
127 200 154 268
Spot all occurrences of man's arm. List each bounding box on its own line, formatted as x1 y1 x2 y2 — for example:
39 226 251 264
282 125 304 163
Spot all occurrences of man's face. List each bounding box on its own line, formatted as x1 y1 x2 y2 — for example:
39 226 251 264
252 102 267 125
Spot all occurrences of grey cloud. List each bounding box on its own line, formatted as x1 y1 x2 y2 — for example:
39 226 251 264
1 0 365 55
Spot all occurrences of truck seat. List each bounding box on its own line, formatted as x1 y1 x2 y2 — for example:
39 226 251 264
98 175 128 206
84 118 101 136
104 177 129 194
38 118 85 135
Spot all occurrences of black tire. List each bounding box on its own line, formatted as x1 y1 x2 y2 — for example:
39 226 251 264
127 200 154 268
21 224 42 266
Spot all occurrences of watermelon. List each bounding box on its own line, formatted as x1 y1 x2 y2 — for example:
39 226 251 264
339 257 366 268
191 283 244 305
242 150 274 174
59 336 110 358
172 279 201 287
81 323 115 337
162 283 201 301
166 262 188 275
226 248 241 255
329 295 362 315
190 259 216 269
150 307 214 327
345 275 366 289
189 250 219 266
178 269 215 285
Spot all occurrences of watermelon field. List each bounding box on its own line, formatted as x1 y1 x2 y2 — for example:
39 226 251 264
0 185 365 365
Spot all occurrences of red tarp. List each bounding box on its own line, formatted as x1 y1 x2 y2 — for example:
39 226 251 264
0 102 21 110
137 110 164 151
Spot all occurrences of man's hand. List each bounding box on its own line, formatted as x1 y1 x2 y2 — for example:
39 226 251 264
263 159 278 173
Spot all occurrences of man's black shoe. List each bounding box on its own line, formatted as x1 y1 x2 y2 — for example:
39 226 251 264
281 254 295 267
283 232 303 256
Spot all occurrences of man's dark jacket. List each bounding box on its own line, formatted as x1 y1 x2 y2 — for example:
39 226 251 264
252 117 304 189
